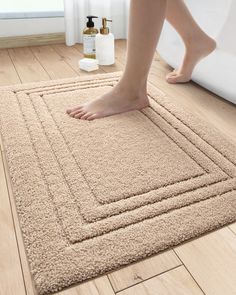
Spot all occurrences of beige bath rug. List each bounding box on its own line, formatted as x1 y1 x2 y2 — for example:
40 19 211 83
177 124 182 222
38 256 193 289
0 71 236 294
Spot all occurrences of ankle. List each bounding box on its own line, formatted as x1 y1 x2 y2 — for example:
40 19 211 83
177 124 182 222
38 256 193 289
184 31 214 50
114 80 147 100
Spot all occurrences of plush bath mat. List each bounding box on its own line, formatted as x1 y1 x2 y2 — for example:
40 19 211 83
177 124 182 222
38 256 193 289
0 71 236 294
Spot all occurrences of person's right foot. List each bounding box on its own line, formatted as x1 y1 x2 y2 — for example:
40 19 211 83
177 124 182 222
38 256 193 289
66 85 149 120
166 34 216 84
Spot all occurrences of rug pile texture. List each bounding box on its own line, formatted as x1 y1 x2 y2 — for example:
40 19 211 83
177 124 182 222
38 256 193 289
0 71 235 294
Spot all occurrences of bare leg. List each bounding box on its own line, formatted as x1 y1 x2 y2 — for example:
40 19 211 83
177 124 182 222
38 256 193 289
165 0 216 84
67 0 167 120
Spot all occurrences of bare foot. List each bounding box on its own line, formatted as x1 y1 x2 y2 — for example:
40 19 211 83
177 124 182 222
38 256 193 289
66 86 149 120
166 34 216 84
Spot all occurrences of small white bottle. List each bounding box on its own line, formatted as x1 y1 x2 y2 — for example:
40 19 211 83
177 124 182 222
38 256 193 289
95 18 115 65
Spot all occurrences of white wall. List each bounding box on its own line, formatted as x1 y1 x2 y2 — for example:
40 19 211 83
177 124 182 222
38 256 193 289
0 18 65 37
217 0 236 55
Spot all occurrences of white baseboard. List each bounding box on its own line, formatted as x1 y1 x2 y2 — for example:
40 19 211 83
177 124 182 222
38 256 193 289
0 17 65 37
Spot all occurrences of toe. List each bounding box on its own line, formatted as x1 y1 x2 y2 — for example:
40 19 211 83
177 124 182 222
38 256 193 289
80 112 93 120
67 106 83 114
69 108 84 117
166 77 177 84
166 72 177 82
166 73 178 84
74 111 87 119
87 113 98 121
166 74 190 84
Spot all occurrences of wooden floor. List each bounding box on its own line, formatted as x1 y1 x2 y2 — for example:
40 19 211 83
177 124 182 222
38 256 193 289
1 40 236 295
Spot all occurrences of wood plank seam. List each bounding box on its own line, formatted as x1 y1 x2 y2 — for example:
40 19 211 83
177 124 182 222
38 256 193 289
51 44 80 76
228 225 236 237
7 49 23 84
113 264 183 294
1 150 27 295
173 250 206 295
48 45 82 76
107 275 117 294
29 47 53 81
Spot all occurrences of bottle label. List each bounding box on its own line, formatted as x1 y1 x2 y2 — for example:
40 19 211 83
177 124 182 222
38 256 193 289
83 34 96 55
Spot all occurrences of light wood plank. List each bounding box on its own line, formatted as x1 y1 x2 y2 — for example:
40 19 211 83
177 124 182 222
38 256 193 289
229 223 236 235
8 47 50 83
175 227 236 295
108 250 181 292
0 151 26 295
2 151 36 295
52 44 106 75
58 276 115 295
115 39 127 63
0 134 4 152
117 266 203 295
30 45 77 79
0 49 21 86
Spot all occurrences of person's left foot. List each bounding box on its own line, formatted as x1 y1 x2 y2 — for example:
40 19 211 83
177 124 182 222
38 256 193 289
166 34 216 84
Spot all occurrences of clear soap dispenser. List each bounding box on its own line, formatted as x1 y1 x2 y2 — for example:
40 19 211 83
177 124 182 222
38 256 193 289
95 17 115 65
83 16 98 59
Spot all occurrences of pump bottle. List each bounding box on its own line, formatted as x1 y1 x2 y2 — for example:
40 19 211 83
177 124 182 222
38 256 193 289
83 16 98 59
95 17 115 65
